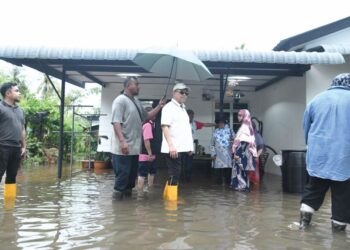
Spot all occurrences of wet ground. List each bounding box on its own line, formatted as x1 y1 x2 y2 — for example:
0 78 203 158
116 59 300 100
0 164 349 250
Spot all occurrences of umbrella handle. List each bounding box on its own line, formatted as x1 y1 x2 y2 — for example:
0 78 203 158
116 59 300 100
164 77 172 98
164 57 176 97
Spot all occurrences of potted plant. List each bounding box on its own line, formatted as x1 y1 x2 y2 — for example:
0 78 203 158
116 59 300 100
94 152 111 169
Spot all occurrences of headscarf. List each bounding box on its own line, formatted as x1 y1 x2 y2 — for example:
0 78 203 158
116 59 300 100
232 109 257 157
329 73 350 90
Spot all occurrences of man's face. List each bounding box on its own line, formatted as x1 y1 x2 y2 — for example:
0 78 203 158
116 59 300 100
218 122 225 128
173 89 189 104
127 79 140 96
7 86 21 103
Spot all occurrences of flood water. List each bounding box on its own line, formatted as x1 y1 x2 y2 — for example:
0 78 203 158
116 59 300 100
0 164 349 250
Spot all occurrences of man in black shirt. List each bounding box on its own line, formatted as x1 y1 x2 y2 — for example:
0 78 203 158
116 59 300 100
0 82 26 199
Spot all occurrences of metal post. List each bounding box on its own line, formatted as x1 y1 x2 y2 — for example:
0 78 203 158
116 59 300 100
70 106 75 176
66 105 93 176
57 65 66 179
219 73 224 116
88 118 93 169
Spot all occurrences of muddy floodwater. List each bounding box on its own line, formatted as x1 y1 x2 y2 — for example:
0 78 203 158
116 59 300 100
0 164 349 249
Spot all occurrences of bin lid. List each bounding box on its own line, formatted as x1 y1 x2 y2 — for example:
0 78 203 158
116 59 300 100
281 149 306 152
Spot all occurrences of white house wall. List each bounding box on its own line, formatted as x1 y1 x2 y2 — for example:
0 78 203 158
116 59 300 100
306 55 350 103
250 77 307 175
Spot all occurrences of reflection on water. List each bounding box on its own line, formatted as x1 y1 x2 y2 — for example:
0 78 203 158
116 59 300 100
0 165 349 249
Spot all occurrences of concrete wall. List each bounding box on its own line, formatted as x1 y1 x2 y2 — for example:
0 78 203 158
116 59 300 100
250 77 307 175
306 55 350 103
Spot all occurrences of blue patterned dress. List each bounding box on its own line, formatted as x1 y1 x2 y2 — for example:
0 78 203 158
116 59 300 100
210 125 234 169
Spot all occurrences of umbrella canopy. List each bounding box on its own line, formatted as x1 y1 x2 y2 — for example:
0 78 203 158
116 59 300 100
133 46 213 82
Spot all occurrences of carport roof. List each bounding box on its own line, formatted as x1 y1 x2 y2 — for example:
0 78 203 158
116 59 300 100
0 45 345 91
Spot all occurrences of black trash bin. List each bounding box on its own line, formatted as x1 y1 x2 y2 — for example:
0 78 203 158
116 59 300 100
280 150 308 193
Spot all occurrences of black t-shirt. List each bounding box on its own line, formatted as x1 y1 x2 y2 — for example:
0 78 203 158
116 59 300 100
0 101 25 147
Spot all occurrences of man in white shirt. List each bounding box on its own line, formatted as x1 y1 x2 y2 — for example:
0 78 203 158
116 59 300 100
161 83 193 186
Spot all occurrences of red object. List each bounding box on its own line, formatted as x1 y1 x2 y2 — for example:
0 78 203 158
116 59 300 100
195 121 204 130
248 158 260 185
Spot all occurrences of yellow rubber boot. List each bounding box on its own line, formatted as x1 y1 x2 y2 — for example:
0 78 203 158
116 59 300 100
4 183 17 198
166 184 178 201
4 197 16 210
164 200 178 211
3 184 17 210
163 181 169 199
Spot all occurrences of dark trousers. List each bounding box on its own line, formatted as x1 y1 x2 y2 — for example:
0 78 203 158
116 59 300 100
214 168 232 185
112 154 138 192
0 146 21 184
165 153 187 185
301 176 350 223
181 153 193 181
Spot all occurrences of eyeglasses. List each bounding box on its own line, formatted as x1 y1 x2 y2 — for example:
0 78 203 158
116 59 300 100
177 90 189 96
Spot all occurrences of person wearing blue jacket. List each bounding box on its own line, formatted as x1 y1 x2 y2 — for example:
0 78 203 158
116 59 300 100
299 73 350 231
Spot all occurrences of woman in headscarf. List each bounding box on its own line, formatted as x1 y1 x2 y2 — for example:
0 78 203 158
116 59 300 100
231 109 257 191
210 117 235 185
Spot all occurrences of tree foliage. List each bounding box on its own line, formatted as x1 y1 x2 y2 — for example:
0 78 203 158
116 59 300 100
0 67 96 165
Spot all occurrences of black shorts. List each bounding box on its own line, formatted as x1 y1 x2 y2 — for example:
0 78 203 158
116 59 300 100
138 160 157 177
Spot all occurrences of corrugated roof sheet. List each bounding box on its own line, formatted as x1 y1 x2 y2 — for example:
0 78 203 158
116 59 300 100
193 49 344 64
0 46 345 65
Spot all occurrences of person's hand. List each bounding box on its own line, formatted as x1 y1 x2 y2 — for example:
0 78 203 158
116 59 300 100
21 147 26 159
234 155 240 160
148 155 156 161
120 141 129 155
169 145 178 159
158 97 166 108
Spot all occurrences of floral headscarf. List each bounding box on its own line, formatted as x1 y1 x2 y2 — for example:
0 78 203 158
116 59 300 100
329 73 350 90
232 109 257 157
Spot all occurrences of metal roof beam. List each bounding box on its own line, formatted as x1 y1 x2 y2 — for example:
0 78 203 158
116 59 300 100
1 58 136 66
45 59 136 66
77 71 106 87
209 68 306 76
2 59 85 88
25 61 85 88
43 72 61 100
65 65 148 73
204 61 310 70
255 76 286 91
2 59 23 67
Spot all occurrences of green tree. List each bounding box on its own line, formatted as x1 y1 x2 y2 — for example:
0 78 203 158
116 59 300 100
8 67 30 97
37 75 60 98
0 70 8 84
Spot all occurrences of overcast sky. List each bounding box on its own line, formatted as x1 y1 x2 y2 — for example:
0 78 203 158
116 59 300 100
0 0 349 98
0 0 349 51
